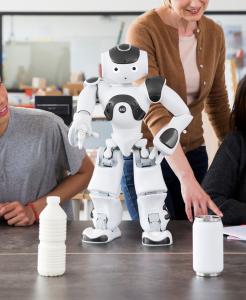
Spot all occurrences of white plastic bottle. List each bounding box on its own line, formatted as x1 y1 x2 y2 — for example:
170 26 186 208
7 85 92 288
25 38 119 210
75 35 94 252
37 196 67 276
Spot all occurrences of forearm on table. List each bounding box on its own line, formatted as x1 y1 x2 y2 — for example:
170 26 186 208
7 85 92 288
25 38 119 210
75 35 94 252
32 171 93 214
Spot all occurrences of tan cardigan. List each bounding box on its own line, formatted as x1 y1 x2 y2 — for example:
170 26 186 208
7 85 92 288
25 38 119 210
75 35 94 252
127 9 231 152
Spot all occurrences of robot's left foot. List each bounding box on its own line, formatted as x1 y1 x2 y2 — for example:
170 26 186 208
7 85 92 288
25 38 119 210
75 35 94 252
82 227 121 244
142 230 173 247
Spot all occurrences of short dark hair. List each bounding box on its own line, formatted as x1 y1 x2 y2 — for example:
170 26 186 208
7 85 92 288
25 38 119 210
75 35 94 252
230 75 246 132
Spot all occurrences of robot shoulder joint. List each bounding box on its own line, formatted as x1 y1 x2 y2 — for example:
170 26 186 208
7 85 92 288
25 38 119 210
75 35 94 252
84 77 100 86
145 76 166 103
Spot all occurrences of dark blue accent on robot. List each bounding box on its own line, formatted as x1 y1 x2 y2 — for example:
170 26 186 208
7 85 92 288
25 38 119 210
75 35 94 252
163 205 170 220
160 128 179 149
86 77 99 84
142 237 171 245
145 76 165 102
104 95 146 121
118 44 131 51
83 234 108 243
164 213 170 220
109 44 140 64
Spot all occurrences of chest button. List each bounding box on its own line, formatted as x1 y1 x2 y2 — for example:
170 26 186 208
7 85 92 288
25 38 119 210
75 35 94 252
119 105 126 113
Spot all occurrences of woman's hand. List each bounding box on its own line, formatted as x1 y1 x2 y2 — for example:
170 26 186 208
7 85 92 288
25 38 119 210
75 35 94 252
164 144 223 222
180 173 223 222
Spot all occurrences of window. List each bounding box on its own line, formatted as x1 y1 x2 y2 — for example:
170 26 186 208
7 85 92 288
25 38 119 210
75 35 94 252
1 13 139 90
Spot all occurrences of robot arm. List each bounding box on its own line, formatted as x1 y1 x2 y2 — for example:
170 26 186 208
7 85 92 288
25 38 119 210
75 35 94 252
68 77 99 149
144 77 193 158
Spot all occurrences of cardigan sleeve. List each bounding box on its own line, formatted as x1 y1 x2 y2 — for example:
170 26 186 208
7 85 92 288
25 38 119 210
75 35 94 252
202 133 246 225
127 21 160 77
127 21 173 137
204 26 231 142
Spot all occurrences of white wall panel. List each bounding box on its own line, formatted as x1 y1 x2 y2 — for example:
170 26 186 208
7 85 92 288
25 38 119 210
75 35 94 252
0 0 160 12
0 0 245 12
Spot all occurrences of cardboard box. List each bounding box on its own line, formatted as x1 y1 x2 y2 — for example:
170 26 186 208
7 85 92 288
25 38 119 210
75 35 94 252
63 82 84 96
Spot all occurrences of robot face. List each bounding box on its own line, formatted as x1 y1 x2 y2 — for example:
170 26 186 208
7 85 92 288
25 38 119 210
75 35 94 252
101 44 148 84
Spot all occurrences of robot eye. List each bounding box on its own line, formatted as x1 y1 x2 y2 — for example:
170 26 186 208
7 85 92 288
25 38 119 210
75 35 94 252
114 67 119 72
132 66 137 72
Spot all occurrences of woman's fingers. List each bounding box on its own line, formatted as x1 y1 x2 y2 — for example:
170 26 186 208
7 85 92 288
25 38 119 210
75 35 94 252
208 200 223 217
185 201 193 222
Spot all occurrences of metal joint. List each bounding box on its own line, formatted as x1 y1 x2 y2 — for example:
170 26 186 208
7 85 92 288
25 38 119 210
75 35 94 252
148 213 161 231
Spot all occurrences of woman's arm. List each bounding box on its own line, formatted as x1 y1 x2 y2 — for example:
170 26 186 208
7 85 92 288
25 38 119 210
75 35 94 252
205 27 231 142
165 144 222 222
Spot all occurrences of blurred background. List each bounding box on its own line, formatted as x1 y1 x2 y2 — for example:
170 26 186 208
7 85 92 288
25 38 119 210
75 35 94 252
1 0 246 219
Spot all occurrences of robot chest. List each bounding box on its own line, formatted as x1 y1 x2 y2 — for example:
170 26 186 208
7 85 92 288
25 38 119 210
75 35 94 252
103 94 146 122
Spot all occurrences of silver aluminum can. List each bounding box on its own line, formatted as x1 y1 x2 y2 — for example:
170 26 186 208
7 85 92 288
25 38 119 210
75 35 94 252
193 215 223 277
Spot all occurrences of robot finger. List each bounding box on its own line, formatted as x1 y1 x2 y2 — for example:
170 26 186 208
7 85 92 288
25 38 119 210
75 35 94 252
155 153 165 164
91 131 100 139
149 147 158 160
78 130 87 149
68 127 77 147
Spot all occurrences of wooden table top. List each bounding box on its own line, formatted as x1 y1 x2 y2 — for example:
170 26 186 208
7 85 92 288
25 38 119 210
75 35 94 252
0 220 245 300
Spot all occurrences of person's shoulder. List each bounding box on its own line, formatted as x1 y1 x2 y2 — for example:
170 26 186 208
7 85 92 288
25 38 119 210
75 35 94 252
224 131 244 143
127 9 165 44
200 15 223 36
220 131 246 154
129 9 160 30
10 106 66 129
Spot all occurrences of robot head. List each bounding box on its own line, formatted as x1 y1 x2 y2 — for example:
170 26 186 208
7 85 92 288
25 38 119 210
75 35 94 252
101 44 148 84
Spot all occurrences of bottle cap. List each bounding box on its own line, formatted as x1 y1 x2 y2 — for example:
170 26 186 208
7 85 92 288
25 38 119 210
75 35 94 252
47 196 60 205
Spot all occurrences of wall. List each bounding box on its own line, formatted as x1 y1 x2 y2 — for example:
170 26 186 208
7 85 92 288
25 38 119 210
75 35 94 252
0 0 245 12
1 0 160 12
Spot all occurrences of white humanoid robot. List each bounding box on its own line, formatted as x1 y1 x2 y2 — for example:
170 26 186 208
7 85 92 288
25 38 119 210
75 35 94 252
68 44 193 246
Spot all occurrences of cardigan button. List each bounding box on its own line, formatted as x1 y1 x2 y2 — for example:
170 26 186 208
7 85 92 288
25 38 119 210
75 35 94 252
197 29 200 33
203 81 207 85
200 64 204 68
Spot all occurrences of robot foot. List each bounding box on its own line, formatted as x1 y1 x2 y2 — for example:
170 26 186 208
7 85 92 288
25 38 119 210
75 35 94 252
82 227 121 244
142 230 173 247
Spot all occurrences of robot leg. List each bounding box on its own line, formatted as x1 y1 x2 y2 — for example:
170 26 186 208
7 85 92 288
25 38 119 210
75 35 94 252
133 147 173 246
82 146 123 244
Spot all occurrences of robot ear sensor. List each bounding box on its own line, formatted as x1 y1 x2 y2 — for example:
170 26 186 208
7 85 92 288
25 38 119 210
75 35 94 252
132 66 137 72
114 67 119 72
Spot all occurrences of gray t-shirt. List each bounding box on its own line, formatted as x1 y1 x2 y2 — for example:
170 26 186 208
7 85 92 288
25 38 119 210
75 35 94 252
0 107 85 219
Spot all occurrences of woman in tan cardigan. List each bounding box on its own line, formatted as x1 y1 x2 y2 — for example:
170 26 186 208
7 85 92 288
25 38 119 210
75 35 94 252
121 0 230 221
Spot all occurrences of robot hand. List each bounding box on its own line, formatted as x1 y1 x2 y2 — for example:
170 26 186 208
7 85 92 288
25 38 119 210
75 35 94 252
68 111 99 149
149 147 164 164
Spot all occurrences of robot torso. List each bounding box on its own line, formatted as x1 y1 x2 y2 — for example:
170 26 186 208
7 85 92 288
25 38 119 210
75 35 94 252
98 81 150 156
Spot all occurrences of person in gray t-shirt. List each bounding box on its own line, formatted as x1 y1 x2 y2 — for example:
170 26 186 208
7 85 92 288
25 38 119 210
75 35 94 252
0 79 94 225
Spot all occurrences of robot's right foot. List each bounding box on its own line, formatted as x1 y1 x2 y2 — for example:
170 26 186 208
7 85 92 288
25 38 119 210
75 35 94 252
142 230 173 247
82 227 121 244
